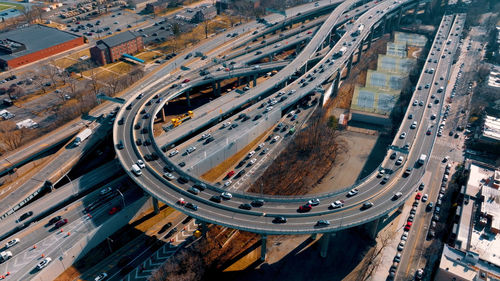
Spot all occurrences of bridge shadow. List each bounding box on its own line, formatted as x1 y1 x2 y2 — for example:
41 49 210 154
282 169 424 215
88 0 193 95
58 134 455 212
212 228 373 281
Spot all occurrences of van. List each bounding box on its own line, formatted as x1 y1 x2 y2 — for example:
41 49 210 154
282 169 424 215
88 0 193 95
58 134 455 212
131 164 142 176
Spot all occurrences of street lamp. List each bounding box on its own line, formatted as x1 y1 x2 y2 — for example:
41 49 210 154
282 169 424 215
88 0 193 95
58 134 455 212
116 189 126 207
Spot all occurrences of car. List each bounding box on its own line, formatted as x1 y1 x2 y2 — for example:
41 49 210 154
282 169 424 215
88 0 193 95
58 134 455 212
377 169 385 178
5 238 20 249
410 121 417 129
415 268 424 280
298 204 312 212
316 220 330 226
422 194 428 202
224 180 232 187
426 129 432 135
430 114 436 120
390 152 397 159
419 183 425 190
169 149 179 157
397 241 406 251
273 216 287 224
188 187 200 195
185 203 198 211
48 216 62 225
400 132 407 139
210 195 222 203
401 231 408 241
404 222 412 231
109 206 121 215
221 192 232 200
408 114 413 119
404 168 412 176
308 198 320 206
136 160 145 169
412 100 418 106
36 257 52 269
346 188 359 197
54 218 68 227
18 211 33 222
394 253 402 263
392 192 402 200
239 203 252 210
177 198 186 205
443 156 449 162
428 103 432 108
361 201 373 210
426 202 434 211
94 272 108 281
395 156 404 165
186 146 196 154
415 193 422 200
330 200 344 209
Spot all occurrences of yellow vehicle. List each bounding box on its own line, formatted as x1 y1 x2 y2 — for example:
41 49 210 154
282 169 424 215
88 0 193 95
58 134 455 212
171 111 194 127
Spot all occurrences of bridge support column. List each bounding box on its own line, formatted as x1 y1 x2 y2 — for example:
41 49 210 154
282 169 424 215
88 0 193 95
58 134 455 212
253 75 257 87
310 233 318 240
320 232 335 258
364 218 380 240
159 107 166 122
260 234 267 261
333 71 341 96
346 53 354 77
216 81 221 96
397 8 403 28
381 16 387 35
186 92 191 108
152 197 160 215
367 26 374 49
269 54 273 62
358 39 363 61
200 221 208 237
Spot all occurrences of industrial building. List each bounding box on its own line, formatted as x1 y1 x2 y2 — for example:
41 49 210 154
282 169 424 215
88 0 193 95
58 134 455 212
0 24 84 70
90 31 144 65
174 4 217 23
478 115 500 144
435 162 500 280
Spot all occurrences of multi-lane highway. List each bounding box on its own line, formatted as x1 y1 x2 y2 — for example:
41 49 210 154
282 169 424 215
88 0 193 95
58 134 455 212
113 0 440 235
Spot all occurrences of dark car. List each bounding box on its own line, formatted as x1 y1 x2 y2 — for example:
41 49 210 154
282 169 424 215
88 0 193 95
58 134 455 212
178 162 186 167
48 216 62 225
361 202 374 210
185 203 198 211
158 222 173 234
164 227 178 238
236 169 246 178
239 203 252 210
19 211 33 222
210 195 222 203
273 216 287 224
251 199 265 207
178 177 189 184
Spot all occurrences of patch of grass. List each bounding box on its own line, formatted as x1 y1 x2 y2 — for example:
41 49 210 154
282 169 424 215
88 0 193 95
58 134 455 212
53 57 77 69
107 62 134 75
0 2 24 11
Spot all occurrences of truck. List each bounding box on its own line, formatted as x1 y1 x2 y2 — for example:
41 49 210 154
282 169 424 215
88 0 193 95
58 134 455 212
0 251 12 262
351 24 364 36
73 128 92 146
418 154 427 165
334 46 347 58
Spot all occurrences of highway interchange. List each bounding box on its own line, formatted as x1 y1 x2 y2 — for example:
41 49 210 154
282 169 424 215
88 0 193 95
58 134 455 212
112 0 447 235
0 0 468 279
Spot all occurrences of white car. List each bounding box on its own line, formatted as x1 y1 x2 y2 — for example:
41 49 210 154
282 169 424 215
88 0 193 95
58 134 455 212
308 198 320 206
168 149 179 157
397 241 406 251
395 156 404 165
36 257 52 269
258 143 265 149
401 231 408 240
5 238 20 249
347 188 359 197
410 121 417 129
265 106 273 112
201 133 211 140
136 160 145 169
400 132 407 139
330 200 344 209
186 146 196 153
422 194 428 202
248 151 255 158
163 173 175 181
95 272 108 281
249 158 257 165
221 192 232 199
222 122 231 128
271 136 280 143
224 180 232 187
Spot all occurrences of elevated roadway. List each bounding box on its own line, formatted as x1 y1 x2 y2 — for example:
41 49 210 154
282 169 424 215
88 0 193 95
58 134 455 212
114 0 438 237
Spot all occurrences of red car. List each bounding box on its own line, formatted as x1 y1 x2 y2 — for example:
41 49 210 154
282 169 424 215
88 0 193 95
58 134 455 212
226 171 235 178
298 204 312 213
182 79 190 83
404 222 412 231
307 31 312 34
109 206 121 215
55 219 68 228
415 193 422 200
426 129 432 135
177 198 186 205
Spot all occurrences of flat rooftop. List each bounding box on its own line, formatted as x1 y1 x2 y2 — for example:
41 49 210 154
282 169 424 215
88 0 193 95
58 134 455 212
439 245 500 280
0 24 81 61
464 162 496 198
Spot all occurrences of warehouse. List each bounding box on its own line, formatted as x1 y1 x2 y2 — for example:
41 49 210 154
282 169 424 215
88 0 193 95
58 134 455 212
0 24 84 70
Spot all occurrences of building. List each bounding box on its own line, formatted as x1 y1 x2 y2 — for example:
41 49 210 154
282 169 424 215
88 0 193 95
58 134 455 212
128 0 158 10
393 31 427 47
90 31 143 65
0 24 84 70
478 115 500 144
145 0 168 13
174 4 217 23
435 162 500 280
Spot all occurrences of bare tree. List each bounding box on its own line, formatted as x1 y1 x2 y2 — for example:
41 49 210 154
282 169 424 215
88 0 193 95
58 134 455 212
0 121 23 151
41 63 60 87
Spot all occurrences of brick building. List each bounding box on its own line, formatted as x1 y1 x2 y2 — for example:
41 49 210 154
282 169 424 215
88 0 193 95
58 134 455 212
90 31 143 65
145 0 168 13
0 24 84 70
